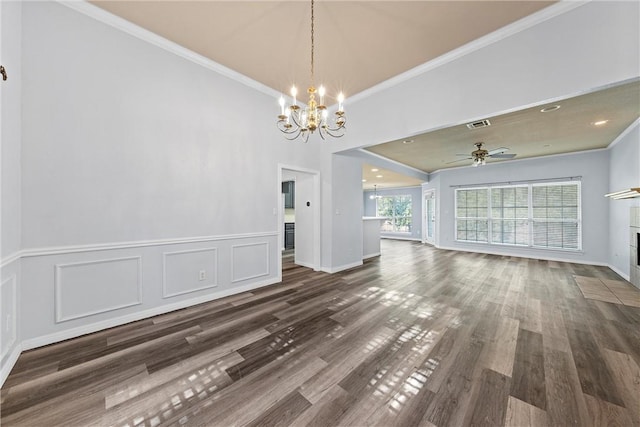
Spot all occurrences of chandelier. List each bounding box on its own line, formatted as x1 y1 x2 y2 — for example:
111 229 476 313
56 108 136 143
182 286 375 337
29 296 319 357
277 0 346 142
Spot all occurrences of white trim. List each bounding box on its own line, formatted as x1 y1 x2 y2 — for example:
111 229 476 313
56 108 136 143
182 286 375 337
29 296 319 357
607 263 630 282
231 242 270 283
294 260 316 269
0 251 21 268
347 1 587 105
321 260 363 274
0 275 17 360
56 1 279 98
277 164 322 272
55 256 143 323
364 185 423 193
607 118 640 150
17 231 278 259
363 252 381 260
0 343 22 388
354 149 430 180
162 247 219 298
435 244 599 266
381 236 422 242
22 276 281 351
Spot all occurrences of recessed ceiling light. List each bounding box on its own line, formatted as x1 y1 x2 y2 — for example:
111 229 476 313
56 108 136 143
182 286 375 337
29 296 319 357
371 168 379 172
540 105 561 113
376 175 383 178
592 119 609 126
403 139 414 144
362 179 367 182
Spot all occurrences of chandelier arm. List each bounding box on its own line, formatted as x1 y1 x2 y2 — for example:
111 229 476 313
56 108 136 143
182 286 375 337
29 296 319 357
323 127 346 138
284 129 303 140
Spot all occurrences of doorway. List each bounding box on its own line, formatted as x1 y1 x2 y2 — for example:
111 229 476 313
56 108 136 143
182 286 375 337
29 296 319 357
423 189 436 245
278 165 321 276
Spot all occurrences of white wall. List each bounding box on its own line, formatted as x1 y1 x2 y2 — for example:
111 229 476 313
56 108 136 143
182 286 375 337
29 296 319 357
324 153 363 272
608 120 640 280
0 0 22 386
15 2 323 351
323 0 638 272
293 172 315 268
430 150 610 264
333 1 640 153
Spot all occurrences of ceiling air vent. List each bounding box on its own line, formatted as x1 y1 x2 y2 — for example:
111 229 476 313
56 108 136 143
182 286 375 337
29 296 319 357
466 119 491 130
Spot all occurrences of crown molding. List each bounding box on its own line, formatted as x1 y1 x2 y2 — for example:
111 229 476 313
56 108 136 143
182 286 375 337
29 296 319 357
56 1 281 99
607 117 640 150
347 1 588 105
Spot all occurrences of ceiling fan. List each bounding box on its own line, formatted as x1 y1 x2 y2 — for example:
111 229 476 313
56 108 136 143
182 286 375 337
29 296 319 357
447 142 517 167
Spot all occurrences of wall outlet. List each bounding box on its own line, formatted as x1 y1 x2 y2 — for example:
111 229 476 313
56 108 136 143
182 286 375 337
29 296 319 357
199 270 206 281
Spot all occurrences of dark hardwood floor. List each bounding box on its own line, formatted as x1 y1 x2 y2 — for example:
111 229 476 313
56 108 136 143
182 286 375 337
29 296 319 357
2 240 639 426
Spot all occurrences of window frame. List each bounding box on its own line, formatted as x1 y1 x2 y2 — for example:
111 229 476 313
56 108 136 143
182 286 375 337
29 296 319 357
454 187 489 243
454 181 582 251
376 194 413 234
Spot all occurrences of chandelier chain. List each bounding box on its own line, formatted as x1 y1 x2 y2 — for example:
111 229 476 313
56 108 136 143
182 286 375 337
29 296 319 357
310 0 315 86
276 0 346 142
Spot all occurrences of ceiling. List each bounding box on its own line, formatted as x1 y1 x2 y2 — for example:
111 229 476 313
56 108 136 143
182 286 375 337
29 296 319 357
365 80 640 173
91 0 554 100
362 163 423 191
90 1 637 188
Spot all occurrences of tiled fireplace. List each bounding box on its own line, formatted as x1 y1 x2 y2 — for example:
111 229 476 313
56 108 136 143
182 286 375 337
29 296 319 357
631 207 640 289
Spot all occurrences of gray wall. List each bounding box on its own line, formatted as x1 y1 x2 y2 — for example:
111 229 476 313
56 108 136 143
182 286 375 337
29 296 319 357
325 1 639 271
13 1 323 353
2 0 639 384
426 149 610 264
0 0 22 383
363 186 423 241
608 121 640 279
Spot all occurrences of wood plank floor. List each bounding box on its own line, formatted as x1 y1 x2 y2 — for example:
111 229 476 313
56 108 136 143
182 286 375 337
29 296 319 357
2 240 640 427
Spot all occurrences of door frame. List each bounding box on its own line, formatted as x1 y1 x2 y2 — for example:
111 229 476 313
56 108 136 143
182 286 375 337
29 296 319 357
277 164 321 275
422 188 436 245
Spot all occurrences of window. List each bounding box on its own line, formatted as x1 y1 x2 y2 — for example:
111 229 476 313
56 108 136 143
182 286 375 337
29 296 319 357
455 189 488 242
455 181 581 251
532 183 580 250
491 186 529 245
377 195 412 233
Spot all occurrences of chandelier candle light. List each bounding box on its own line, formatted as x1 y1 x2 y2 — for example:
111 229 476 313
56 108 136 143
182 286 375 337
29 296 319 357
277 0 346 142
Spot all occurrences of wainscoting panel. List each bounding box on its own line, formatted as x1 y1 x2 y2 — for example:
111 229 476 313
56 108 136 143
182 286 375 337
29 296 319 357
0 275 17 360
55 256 142 323
163 248 218 298
16 232 279 351
231 242 270 283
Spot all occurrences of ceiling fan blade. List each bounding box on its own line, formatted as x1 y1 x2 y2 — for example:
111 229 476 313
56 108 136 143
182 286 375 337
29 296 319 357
489 153 517 159
487 147 509 155
455 153 471 156
446 157 472 164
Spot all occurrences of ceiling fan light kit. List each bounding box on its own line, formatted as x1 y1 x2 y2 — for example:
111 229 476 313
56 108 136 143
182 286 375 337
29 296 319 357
447 142 517 167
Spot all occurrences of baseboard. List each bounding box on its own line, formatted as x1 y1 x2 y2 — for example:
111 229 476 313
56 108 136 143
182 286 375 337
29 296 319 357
435 244 605 266
294 260 317 270
1 343 22 388
363 252 381 260
607 264 630 282
21 276 281 351
381 236 421 242
321 260 363 274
